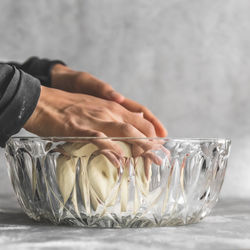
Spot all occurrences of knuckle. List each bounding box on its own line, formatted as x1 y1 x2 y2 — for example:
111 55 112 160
93 109 107 118
137 107 144 113
145 122 156 136
64 116 76 129
132 113 156 136
133 106 144 113
119 123 134 133
93 131 105 137
64 116 84 134
66 124 82 135
135 112 144 117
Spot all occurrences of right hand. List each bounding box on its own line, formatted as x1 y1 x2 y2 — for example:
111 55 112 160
50 64 167 137
24 86 165 164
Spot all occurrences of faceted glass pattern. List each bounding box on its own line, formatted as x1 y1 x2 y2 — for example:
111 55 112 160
5 137 231 228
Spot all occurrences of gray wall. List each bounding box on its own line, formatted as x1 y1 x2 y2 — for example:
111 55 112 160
0 0 250 199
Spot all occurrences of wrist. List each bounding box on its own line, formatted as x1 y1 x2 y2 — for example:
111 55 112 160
23 85 47 131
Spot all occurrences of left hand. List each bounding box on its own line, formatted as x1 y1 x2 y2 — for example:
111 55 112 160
50 64 167 137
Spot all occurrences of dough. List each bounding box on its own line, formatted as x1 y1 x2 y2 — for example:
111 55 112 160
56 141 151 214
56 143 98 214
56 155 79 216
87 153 119 210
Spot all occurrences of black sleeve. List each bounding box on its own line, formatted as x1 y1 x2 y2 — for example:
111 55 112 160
7 57 65 87
0 64 41 147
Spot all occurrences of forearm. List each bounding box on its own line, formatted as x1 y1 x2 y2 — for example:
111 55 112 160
0 64 41 147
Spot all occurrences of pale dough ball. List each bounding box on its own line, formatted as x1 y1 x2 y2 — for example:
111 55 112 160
56 141 151 214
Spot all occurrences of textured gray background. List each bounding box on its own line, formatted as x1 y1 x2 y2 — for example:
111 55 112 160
0 0 250 199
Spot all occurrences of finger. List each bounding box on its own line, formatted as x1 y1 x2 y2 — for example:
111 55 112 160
120 98 167 137
142 151 162 165
91 149 121 168
131 144 161 166
124 112 157 137
100 121 163 164
131 144 144 158
99 121 147 141
61 128 124 160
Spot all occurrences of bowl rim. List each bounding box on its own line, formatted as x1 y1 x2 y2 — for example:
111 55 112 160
8 136 231 144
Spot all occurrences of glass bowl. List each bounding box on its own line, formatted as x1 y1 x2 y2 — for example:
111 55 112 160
5 137 231 228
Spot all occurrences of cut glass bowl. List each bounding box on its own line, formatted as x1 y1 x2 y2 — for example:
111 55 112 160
5 137 231 228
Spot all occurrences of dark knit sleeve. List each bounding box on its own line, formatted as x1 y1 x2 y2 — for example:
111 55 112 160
7 57 65 87
0 64 41 147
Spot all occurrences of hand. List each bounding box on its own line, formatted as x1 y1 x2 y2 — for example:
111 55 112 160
50 64 167 137
24 86 165 165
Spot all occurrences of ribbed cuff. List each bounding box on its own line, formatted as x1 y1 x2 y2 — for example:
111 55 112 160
8 57 66 87
0 66 41 147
